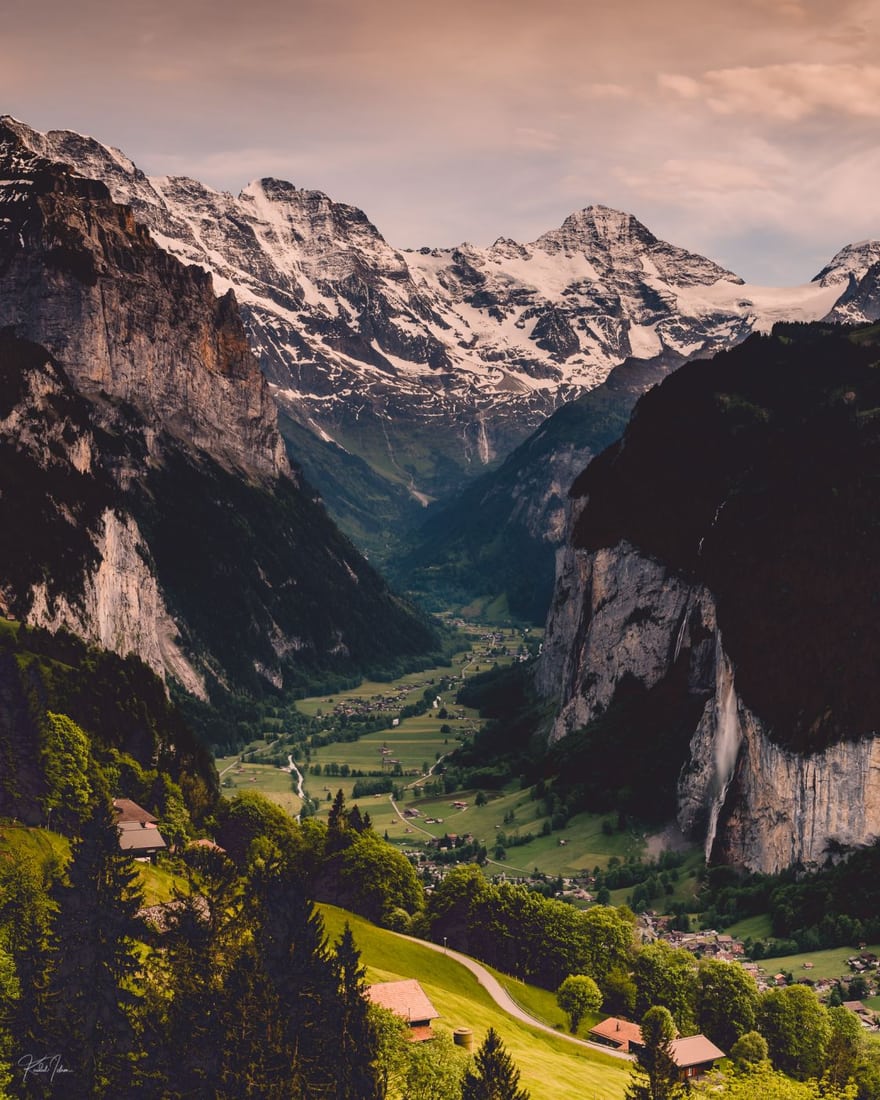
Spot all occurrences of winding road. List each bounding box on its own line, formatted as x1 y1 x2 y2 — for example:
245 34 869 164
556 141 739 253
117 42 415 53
392 929 633 1062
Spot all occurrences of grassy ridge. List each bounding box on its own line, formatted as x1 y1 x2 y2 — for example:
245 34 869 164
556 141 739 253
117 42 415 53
319 904 630 1100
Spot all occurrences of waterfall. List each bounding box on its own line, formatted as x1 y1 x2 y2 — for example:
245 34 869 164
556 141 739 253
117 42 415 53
704 637 743 859
477 417 490 465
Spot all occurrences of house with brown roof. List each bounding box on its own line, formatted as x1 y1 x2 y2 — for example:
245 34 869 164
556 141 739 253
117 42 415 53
668 1035 726 1081
627 1030 725 1082
588 1017 643 1053
366 979 440 1041
113 798 167 861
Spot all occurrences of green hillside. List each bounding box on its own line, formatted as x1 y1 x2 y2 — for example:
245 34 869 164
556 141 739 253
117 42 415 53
319 904 631 1100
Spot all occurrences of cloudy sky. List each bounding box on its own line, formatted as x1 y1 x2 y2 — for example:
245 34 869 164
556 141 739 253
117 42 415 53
4 0 879 283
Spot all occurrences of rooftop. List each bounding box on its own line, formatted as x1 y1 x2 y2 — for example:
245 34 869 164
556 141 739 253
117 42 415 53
588 1017 643 1050
117 820 167 853
113 798 158 825
366 979 439 1025
670 1035 726 1068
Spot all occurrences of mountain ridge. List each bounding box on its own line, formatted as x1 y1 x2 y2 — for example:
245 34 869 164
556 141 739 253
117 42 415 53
537 321 880 872
4 116 866 531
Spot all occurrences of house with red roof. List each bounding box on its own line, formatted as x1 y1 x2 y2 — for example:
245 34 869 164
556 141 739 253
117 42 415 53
588 1016 643 1053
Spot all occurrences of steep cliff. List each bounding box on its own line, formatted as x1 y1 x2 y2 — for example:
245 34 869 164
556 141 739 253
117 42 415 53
0 121 287 481
539 322 880 872
0 127 438 697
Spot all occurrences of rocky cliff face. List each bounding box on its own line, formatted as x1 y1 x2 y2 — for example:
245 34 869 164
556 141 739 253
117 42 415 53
538 324 880 872
539 533 880 874
0 128 437 695
0 336 206 691
0 121 287 482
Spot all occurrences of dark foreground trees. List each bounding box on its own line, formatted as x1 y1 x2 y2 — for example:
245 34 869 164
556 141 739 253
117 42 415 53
462 1028 530 1100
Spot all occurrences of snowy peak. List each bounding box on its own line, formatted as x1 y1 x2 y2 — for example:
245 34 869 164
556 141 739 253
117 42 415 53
531 204 739 288
814 239 880 287
534 204 655 254
238 176 411 285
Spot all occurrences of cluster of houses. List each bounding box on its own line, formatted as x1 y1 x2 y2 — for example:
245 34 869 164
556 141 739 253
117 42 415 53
321 683 423 721
659 927 746 961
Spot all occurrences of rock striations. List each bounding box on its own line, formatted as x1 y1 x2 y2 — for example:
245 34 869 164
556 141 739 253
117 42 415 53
0 123 436 696
538 323 880 873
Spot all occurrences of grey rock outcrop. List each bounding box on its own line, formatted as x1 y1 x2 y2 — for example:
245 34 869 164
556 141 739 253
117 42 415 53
538 530 880 874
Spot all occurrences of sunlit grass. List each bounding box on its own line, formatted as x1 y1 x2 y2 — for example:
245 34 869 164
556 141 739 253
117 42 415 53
319 904 630 1100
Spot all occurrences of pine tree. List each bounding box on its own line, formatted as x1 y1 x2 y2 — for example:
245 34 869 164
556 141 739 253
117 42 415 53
333 924 380 1100
251 861 345 1097
39 798 145 1097
215 940 297 1100
327 788 351 852
625 1006 685 1100
145 846 247 1097
150 892 225 1097
461 1027 530 1100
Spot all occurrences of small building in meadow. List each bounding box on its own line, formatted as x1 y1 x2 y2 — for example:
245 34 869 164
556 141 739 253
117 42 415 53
366 979 440 1041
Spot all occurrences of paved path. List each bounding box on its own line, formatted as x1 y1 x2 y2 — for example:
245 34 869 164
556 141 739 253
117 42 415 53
390 929 633 1062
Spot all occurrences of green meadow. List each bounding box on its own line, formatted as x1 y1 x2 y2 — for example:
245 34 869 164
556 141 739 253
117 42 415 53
319 904 631 1100
756 943 880 984
211 622 702 888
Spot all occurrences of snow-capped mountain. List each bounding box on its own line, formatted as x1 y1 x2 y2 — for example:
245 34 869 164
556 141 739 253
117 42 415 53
4 116 865 511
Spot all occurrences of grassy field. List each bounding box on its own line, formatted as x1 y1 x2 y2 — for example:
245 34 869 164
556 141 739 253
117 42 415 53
138 859 190 906
0 820 70 868
400 788 642 867
726 913 774 941
757 943 880 983
0 821 187 907
211 621 701 889
485 965 603 1038
300 627 528 826
216 752 303 816
319 904 631 1100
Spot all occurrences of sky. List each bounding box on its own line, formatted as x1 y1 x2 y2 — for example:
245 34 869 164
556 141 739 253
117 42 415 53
4 0 880 284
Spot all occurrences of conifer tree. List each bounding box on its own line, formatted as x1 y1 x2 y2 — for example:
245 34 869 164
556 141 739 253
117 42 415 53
625 1006 685 1100
327 788 351 852
461 1027 530 1100
215 940 297 1100
39 797 145 1097
252 860 369 1097
333 924 380 1100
